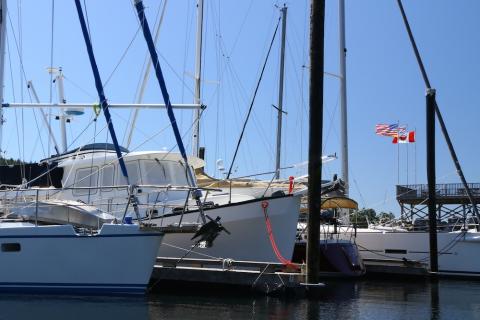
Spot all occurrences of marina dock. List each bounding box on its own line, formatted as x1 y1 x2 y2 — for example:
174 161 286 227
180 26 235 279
149 257 433 295
150 258 326 296
363 259 429 277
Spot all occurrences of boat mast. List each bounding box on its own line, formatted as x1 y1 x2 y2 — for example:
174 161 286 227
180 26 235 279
0 0 6 155
125 0 168 149
191 0 204 157
54 68 68 153
396 0 480 223
274 5 287 180
339 0 348 195
27 81 61 155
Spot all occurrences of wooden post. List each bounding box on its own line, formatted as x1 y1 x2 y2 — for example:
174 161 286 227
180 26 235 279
307 0 325 285
426 88 438 272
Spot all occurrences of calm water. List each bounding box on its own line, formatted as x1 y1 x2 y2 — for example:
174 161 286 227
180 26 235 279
1 279 480 319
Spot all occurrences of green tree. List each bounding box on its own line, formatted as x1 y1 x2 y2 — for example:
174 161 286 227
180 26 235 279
351 208 377 227
378 211 395 221
0 157 24 165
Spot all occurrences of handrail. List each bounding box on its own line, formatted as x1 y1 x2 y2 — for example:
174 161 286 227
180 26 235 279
397 183 480 199
0 184 222 193
0 183 219 227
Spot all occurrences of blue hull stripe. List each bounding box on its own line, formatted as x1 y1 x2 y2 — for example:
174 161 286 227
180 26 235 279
0 233 162 239
0 282 147 294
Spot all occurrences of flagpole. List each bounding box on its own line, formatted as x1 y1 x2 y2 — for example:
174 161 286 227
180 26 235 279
414 126 417 184
397 120 400 184
406 132 409 185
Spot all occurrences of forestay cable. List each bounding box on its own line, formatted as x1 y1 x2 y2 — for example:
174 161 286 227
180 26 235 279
226 17 281 179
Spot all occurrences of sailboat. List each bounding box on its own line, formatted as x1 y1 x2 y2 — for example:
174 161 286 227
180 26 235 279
0 0 302 266
0 0 164 294
329 0 480 277
128 0 303 263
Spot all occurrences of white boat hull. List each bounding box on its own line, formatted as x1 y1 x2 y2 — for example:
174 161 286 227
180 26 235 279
0 223 163 294
155 195 301 263
350 229 480 277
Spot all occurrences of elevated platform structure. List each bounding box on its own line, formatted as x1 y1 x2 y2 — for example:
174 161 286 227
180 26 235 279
396 183 480 229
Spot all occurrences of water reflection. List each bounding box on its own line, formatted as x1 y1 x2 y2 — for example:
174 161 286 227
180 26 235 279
0 279 479 319
0 295 149 320
430 279 440 320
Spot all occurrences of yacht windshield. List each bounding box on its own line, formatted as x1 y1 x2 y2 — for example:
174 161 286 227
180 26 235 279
141 159 190 187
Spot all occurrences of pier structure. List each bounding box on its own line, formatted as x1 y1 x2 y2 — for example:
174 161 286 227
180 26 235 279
396 183 480 229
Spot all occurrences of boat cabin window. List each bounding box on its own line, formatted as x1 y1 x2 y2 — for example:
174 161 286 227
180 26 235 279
101 165 115 192
73 167 99 196
118 161 142 186
140 159 190 186
141 160 167 185
2 243 21 252
167 161 190 186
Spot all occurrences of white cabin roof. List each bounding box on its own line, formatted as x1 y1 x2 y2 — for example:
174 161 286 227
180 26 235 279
55 150 205 169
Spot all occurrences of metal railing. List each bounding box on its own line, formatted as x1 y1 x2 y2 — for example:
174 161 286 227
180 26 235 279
0 184 221 228
396 183 480 200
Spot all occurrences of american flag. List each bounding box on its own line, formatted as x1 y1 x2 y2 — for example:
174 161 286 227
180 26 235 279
375 123 406 137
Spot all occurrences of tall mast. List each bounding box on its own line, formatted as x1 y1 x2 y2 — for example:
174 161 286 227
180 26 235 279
339 0 348 195
125 0 168 149
55 68 68 152
134 0 207 224
191 0 204 157
274 5 287 180
0 0 7 155
27 81 61 155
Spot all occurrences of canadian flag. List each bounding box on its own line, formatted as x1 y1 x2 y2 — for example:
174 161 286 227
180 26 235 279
392 131 415 144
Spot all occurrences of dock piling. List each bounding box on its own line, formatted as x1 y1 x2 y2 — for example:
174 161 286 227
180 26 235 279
426 88 438 272
306 0 325 286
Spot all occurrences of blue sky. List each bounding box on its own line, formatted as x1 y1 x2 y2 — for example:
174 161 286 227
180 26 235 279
2 0 479 215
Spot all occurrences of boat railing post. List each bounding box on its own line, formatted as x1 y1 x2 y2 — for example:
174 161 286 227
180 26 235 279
161 186 169 217
262 170 279 198
229 180 232 204
121 185 133 225
35 189 39 227
178 189 191 227
203 190 209 204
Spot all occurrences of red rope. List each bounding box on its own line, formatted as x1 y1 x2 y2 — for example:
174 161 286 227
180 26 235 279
261 201 300 270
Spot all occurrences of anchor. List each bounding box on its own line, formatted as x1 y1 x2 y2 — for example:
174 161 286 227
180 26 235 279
191 215 231 248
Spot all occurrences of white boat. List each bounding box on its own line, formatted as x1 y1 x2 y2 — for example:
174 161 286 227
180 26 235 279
0 0 166 294
157 192 301 262
345 228 480 277
0 179 164 295
0 220 163 294
0 0 302 270
313 195 480 277
25 144 302 263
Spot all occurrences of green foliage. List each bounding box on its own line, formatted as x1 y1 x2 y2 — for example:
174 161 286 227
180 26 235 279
378 211 395 221
351 208 396 227
0 157 24 165
351 208 376 226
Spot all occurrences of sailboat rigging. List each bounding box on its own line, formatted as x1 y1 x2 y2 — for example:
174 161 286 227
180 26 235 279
0 0 304 267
